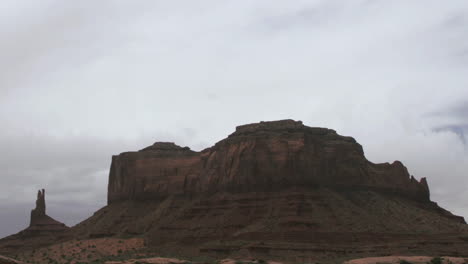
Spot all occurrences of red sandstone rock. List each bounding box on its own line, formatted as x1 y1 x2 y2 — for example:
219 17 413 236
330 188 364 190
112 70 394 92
30 189 46 226
2 120 468 261
26 189 69 233
83 120 467 260
0 189 70 255
108 120 431 204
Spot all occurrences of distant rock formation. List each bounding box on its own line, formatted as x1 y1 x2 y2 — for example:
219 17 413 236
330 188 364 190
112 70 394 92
30 189 46 226
26 189 69 233
0 189 70 255
108 120 431 204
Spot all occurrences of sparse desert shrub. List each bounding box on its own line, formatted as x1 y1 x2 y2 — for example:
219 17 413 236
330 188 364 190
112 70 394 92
400 260 413 264
428 257 443 264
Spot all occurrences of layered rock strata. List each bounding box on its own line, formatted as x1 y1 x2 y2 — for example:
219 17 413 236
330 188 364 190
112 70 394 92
95 120 467 259
108 120 431 204
2 120 467 260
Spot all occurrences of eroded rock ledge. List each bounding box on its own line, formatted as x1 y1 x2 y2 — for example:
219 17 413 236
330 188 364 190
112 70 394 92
107 120 430 204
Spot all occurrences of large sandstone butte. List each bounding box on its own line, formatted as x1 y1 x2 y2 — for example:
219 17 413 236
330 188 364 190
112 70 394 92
73 120 468 261
1 120 468 262
108 120 432 203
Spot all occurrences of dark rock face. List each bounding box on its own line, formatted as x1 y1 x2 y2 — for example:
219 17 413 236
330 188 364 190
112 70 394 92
26 189 68 233
0 190 70 255
30 189 46 226
108 120 431 204
108 142 200 203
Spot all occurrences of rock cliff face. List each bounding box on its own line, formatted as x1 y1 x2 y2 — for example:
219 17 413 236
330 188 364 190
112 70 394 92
108 120 430 204
76 121 466 260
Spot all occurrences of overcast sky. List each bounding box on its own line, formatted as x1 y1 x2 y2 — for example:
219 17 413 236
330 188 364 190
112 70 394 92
1 0 468 238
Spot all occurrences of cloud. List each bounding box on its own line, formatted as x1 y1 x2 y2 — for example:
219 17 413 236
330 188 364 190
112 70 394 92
428 101 468 144
434 125 467 144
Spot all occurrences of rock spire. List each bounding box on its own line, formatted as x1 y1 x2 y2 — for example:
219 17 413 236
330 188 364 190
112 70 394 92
30 189 46 226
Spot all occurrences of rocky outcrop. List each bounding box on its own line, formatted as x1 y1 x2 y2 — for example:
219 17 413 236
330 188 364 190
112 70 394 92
0 190 70 255
108 120 431 204
30 189 46 226
108 142 200 203
0 255 23 264
26 189 69 234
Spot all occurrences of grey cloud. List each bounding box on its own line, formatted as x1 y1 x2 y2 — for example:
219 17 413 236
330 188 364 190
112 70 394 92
446 102 468 120
0 0 156 98
0 203 31 239
433 125 468 144
428 101 468 144
259 3 334 32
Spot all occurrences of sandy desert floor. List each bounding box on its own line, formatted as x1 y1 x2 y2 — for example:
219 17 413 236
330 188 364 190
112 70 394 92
5 239 468 264
13 237 145 264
